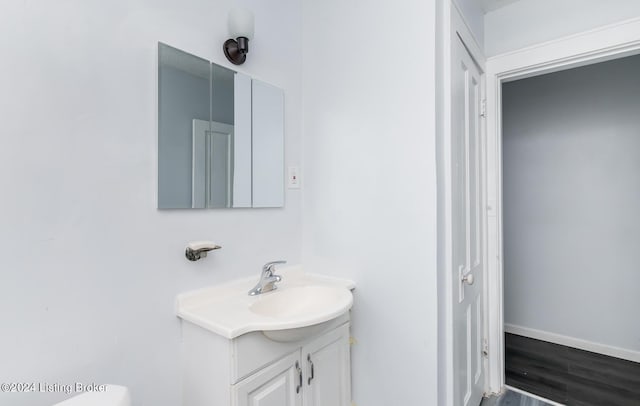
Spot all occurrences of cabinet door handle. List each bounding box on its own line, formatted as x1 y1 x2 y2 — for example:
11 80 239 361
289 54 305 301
295 361 302 394
307 354 314 385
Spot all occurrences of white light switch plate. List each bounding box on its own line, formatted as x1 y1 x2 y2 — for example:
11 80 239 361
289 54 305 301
287 166 300 189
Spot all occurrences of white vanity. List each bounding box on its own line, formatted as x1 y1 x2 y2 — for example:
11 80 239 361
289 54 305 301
176 267 355 406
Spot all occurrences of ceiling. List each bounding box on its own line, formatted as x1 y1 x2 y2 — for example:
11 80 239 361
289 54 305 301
478 0 524 13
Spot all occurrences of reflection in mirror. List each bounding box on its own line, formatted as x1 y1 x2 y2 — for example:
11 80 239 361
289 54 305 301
158 42 283 209
191 64 238 209
202 67 232 208
159 44 241 208
158 43 212 208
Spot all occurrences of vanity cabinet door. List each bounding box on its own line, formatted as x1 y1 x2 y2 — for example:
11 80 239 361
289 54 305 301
232 351 302 406
302 324 351 406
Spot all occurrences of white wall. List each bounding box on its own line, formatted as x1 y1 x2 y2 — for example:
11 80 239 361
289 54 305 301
0 0 302 405
485 0 640 56
502 55 640 354
301 1 439 404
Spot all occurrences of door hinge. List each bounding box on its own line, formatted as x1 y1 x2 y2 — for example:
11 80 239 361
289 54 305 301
482 339 489 357
480 99 487 118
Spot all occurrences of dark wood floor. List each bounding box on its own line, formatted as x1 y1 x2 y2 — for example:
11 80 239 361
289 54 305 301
505 333 640 406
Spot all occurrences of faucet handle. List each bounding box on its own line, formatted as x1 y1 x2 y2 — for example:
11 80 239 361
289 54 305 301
262 260 287 274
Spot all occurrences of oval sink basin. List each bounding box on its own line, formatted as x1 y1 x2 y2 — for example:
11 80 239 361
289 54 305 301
250 285 351 319
249 285 353 342
260 319 339 342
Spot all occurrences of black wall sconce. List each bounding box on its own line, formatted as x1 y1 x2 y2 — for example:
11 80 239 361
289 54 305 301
223 8 254 65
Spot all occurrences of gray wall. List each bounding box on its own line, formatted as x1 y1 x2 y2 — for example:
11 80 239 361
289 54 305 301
503 54 640 353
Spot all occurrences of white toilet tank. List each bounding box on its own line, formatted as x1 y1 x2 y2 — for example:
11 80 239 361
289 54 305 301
53 385 131 406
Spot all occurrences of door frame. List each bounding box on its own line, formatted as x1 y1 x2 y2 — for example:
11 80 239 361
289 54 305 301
437 1 487 405
484 16 640 394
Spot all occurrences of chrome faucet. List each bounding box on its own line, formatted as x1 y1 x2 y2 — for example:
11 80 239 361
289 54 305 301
248 260 286 296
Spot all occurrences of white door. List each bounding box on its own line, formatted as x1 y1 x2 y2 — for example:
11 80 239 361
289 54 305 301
302 324 351 406
191 119 234 208
451 33 485 406
233 351 302 406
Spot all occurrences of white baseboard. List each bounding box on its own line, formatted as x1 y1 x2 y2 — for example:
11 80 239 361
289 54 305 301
504 323 640 363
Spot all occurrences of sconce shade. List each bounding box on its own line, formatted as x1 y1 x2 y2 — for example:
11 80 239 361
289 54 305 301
228 7 254 40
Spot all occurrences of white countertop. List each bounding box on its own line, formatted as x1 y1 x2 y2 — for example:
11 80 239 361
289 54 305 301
176 266 355 339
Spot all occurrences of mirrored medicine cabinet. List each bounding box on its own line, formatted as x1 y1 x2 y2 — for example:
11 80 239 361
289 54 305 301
158 42 284 209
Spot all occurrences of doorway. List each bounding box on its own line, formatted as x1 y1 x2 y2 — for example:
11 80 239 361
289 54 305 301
484 15 640 401
501 53 640 405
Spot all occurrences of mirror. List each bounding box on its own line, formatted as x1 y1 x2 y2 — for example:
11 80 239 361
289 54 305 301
158 43 284 209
